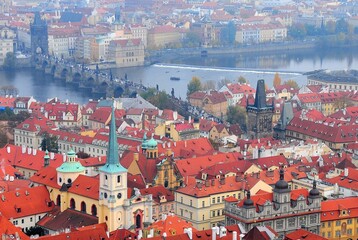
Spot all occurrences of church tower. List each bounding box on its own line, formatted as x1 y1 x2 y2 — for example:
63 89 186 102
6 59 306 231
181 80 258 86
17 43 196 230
30 12 48 57
98 107 128 231
246 79 274 139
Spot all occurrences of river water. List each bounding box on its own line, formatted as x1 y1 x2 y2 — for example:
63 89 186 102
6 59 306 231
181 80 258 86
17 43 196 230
1 48 358 104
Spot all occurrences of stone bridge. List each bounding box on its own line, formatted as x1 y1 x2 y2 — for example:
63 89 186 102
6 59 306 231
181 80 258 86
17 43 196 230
34 56 140 98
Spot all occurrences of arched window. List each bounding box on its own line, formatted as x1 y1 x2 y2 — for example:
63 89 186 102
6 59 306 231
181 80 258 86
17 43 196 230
70 198 76 209
81 201 86 213
91 204 97 216
136 214 142 229
117 175 121 183
56 195 61 206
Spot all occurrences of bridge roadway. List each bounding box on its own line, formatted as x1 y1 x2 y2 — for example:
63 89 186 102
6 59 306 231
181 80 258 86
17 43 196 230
34 55 147 98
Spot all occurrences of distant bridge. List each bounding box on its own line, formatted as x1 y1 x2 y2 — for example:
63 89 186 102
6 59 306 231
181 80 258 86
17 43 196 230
34 55 143 98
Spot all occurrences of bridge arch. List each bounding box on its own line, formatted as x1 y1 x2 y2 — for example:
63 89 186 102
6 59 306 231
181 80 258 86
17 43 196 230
61 68 68 79
51 65 56 75
114 86 124 98
42 60 48 68
73 72 81 82
87 77 95 85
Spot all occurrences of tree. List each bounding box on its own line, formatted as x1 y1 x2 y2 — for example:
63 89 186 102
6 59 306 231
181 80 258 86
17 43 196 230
140 87 157 100
284 79 299 89
182 32 201 48
325 20 336 34
202 80 216 90
217 78 232 90
273 73 282 88
0 85 18 96
237 76 247 84
333 95 353 110
77 151 90 159
226 106 247 131
25 226 45 237
0 131 7 148
3 52 15 70
40 132 59 153
335 19 348 34
187 76 202 96
288 23 307 40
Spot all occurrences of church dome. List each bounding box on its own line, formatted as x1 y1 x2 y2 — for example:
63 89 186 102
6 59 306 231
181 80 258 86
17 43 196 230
309 180 320 197
275 168 288 190
142 134 148 149
147 138 158 149
242 190 254 208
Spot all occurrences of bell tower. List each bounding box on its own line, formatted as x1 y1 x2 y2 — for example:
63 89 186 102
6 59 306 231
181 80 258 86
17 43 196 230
98 107 128 231
246 79 274 139
30 11 48 57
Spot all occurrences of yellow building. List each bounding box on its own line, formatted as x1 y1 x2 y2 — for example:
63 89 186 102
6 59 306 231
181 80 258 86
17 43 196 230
108 38 145 67
209 124 229 142
155 122 200 141
31 108 153 232
320 197 358 239
147 25 181 50
174 175 272 230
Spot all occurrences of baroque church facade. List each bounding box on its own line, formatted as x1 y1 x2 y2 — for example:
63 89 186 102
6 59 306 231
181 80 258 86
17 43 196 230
32 107 153 232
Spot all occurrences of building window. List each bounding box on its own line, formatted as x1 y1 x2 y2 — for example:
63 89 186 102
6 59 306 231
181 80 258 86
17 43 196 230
335 230 340 237
202 214 205 220
327 232 331 238
347 219 352 224
70 198 76 209
336 220 341 226
91 204 97 216
310 215 317 224
117 175 121 183
288 218 296 227
212 198 215 204
347 229 352 235
321 223 325 228
190 200 192 206
180 209 183 216
276 220 284 229
328 221 331 227
81 201 86 213
181 197 183 203
202 201 205 207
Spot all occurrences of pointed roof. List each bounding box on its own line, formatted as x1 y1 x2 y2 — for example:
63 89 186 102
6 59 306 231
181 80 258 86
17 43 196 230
32 11 46 26
248 79 273 110
99 107 127 173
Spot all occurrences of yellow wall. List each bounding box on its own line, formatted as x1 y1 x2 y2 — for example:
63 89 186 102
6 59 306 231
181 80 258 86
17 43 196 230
320 217 358 240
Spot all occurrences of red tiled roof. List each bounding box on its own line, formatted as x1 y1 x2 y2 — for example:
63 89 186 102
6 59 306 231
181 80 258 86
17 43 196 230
0 215 29 240
285 229 328 240
0 96 16 108
15 114 55 132
324 167 358 191
175 152 241 178
68 175 99 200
44 101 80 122
286 116 358 143
226 83 256 95
140 185 174 204
148 214 196 236
0 186 53 219
321 197 358 221
111 38 142 47
177 175 261 198
297 93 321 103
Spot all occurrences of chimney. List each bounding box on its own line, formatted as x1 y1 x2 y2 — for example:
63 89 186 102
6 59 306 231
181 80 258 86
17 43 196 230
344 168 349 177
235 175 240 182
205 180 210 187
21 145 26 154
50 152 55 160
6 146 10 153
239 234 245 240
184 141 187 148
220 177 225 185
212 227 219 240
188 115 192 123
232 231 237 240
219 226 227 238
196 182 203 189
184 228 193 240
166 149 172 157
137 230 143 240
62 153 66 162
173 111 178 120
134 152 139 162
33 149 37 156
27 147 32 155
211 179 215 186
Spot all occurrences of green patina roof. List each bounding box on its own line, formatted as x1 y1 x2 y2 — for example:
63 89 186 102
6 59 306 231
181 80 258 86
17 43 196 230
147 137 158 149
142 133 148 149
67 149 76 156
99 107 127 174
56 161 85 173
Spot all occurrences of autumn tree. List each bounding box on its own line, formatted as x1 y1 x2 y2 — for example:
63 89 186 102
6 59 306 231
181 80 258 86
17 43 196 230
284 79 299 89
333 95 353 110
238 76 247 84
187 76 202 96
273 73 282 88
226 106 248 131
217 78 232 90
202 80 216 90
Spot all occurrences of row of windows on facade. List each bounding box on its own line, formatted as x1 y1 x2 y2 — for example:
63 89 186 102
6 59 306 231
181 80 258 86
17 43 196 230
321 229 355 238
152 204 174 214
122 58 139 63
13 215 42 225
180 193 241 206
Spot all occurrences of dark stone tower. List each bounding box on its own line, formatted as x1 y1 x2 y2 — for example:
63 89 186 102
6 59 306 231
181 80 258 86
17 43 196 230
31 12 48 57
246 79 274 139
273 101 294 140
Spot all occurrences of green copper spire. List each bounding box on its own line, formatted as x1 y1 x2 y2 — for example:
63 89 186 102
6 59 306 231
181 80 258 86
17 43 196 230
99 107 127 173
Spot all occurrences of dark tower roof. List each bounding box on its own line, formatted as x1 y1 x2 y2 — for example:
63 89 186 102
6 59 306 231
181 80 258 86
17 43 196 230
274 167 289 192
243 190 255 208
32 11 46 26
309 179 320 198
254 79 267 109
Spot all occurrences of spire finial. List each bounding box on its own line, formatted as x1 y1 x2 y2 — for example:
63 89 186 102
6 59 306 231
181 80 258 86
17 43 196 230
279 167 284 180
